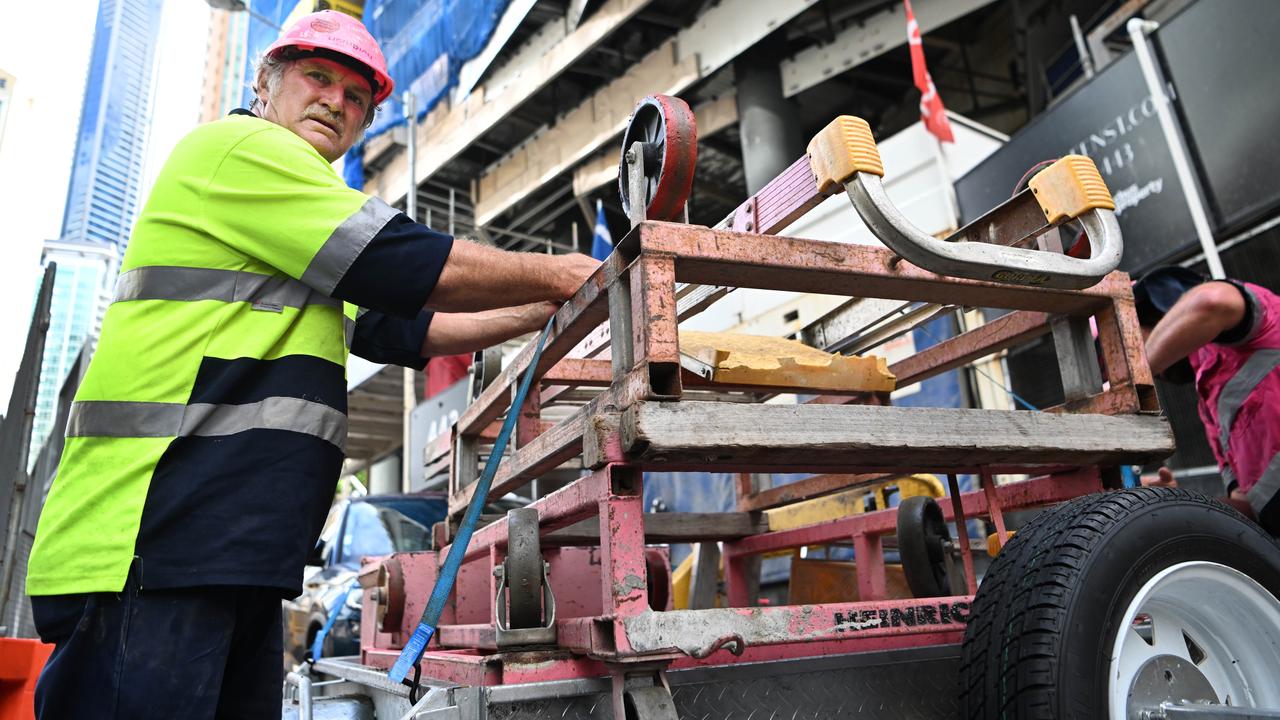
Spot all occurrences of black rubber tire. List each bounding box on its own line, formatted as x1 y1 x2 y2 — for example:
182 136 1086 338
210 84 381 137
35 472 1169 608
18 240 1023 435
897 495 951 598
506 507 543 629
960 487 1280 719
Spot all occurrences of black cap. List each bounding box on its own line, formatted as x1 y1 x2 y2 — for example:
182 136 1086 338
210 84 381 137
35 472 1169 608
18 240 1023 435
1132 266 1206 326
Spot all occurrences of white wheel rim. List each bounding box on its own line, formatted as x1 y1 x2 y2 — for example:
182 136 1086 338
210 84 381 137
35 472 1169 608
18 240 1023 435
1108 561 1280 718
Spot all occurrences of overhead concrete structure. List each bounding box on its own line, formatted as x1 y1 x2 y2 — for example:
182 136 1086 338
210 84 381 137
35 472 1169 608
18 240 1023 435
358 0 1053 255
734 34 805 194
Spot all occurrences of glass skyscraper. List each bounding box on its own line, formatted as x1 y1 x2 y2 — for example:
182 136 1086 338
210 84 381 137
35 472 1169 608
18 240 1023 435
31 241 119 450
31 0 163 455
59 0 165 250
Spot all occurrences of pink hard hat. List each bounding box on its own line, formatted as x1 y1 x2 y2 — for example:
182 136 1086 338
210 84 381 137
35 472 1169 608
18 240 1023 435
264 10 394 105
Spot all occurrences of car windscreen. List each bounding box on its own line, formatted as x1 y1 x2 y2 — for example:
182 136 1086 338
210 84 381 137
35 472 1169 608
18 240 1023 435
336 498 446 570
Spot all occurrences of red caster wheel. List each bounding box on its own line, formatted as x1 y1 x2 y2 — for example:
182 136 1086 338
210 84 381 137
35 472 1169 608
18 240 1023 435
618 94 698 222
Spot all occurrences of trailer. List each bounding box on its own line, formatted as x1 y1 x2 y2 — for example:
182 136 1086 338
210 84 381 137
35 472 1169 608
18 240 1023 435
286 96 1280 720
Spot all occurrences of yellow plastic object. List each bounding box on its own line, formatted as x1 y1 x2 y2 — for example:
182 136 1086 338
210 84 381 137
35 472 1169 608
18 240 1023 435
679 330 896 393
764 474 943 532
671 552 693 609
776 475 944 604
671 547 724 609
807 115 885 193
1027 154 1116 224
986 530 1016 557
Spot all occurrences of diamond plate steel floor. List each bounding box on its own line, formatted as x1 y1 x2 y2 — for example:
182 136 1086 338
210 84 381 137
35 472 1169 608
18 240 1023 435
486 647 961 719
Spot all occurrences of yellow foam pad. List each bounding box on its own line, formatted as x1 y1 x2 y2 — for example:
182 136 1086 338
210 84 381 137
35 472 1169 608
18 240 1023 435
1028 155 1115 224
680 330 896 393
807 116 885 193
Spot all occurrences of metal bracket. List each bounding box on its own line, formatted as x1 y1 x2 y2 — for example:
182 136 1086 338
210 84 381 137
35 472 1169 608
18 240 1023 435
283 671 314 720
609 664 676 720
677 352 715 380
730 195 760 234
626 141 650 230
493 560 557 647
1144 704 1280 719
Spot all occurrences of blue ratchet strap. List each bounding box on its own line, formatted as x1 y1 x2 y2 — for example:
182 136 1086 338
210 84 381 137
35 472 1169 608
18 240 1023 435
388 316 555 684
311 578 360 661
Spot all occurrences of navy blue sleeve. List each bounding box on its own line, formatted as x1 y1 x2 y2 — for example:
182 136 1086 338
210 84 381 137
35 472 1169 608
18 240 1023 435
333 213 453 319
1213 281 1260 345
350 310 433 369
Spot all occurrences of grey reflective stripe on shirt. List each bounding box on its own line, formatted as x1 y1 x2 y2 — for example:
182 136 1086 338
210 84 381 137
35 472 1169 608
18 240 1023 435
115 266 339 310
1216 349 1280 449
300 196 399 295
345 316 355 349
181 397 346 449
1221 464 1238 495
1247 452 1280 515
67 401 186 438
67 397 347 450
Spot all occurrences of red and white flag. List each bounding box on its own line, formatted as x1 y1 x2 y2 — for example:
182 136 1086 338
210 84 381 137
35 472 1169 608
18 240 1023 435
904 0 955 143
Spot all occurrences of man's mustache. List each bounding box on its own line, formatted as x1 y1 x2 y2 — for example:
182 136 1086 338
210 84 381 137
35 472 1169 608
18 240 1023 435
304 108 344 134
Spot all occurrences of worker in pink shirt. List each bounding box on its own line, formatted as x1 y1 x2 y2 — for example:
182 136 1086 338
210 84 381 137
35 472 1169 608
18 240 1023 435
1135 266 1280 533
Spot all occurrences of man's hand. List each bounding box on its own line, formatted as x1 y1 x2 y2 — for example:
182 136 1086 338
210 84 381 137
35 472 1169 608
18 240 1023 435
1140 466 1178 488
552 253 603 300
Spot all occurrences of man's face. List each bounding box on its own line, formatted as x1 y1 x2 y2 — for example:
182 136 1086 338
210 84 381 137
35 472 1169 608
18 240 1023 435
258 57 373 162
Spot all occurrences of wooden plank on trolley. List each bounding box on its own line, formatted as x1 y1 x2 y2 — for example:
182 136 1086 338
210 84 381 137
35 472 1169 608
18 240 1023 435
636 222 1129 315
542 512 769 545
740 472 892 511
618 401 1174 469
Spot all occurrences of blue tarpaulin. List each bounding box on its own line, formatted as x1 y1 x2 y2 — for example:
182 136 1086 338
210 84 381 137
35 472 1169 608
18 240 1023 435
355 0 511 187
362 0 509 139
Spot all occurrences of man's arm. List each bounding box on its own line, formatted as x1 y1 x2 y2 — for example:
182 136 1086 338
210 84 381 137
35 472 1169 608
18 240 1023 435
1144 281 1248 374
426 240 601 313
421 302 558 356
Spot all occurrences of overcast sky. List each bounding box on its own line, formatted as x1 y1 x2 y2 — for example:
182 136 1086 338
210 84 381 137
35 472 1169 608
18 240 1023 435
0 1 210 409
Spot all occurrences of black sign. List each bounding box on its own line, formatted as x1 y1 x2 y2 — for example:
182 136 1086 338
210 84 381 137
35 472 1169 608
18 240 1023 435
955 52 1197 274
1159 0 1280 232
957 0 1280 275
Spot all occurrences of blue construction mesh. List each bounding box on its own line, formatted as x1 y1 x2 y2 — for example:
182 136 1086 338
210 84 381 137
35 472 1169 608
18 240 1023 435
238 0 510 188
363 0 510 138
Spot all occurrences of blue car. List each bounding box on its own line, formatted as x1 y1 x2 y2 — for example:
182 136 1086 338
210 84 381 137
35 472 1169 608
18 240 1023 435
282 494 446 667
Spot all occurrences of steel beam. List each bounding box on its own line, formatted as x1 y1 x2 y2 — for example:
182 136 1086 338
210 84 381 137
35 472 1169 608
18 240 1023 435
780 0 994 98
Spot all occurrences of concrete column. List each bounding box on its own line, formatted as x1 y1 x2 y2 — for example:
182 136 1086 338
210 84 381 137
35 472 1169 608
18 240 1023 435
368 453 402 496
735 35 805 195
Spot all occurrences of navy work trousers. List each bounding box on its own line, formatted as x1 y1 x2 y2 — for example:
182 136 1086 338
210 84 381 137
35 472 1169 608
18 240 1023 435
30 569 283 720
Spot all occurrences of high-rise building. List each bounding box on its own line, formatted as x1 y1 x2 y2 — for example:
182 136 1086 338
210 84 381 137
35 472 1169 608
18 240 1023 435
0 68 14 153
31 240 119 451
203 1 365 116
32 0 163 456
199 8 249 124
203 2 304 123
59 0 165 251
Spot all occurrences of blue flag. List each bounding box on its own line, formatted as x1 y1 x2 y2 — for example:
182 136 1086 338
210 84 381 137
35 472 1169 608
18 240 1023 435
590 201 613 260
